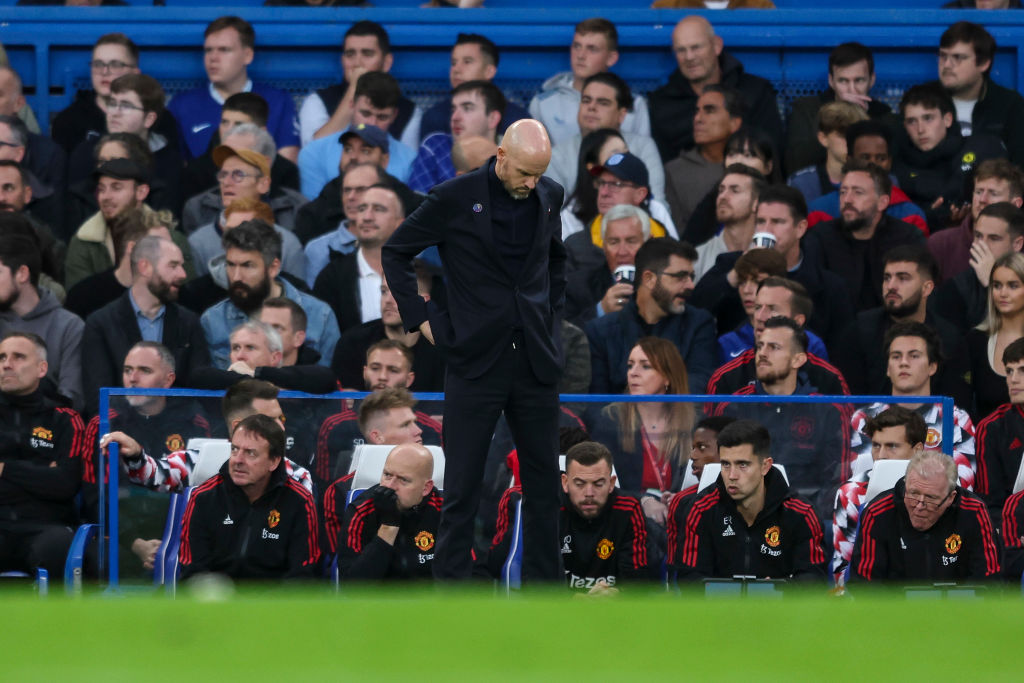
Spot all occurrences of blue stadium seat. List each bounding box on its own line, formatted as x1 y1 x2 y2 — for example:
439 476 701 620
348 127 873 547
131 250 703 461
63 523 99 594
151 487 193 594
499 495 525 594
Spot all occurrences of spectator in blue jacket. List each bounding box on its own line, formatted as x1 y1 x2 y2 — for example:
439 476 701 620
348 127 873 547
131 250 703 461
201 219 339 370
586 237 716 394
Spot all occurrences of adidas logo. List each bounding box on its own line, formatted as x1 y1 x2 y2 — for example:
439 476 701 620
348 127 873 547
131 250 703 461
223 515 233 525
722 524 735 537
1011 438 1022 451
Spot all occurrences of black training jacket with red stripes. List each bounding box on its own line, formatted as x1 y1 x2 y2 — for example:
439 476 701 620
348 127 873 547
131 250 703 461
849 478 1001 584
675 468 828 582
339 487 443 581
485 487 655 590
179 460 321 581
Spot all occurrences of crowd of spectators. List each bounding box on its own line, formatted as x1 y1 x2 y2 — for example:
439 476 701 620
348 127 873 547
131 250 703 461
2 9 1024 592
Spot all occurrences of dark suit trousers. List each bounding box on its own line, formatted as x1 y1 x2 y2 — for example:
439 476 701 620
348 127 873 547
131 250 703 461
436 333 562 582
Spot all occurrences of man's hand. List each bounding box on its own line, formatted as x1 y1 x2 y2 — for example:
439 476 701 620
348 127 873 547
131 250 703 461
419 321 435 345
131 538 162 570
369 484 402 527
601 282 634 314
587 579 620 597
641 496 668 526
970 239 996 287
726 268 739 289
836 90 872 111
947 202 971 226
228 361 256 377
99 431 142 459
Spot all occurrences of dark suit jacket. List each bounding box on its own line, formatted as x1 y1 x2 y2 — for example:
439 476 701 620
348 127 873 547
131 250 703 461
81 291 210 415
381 160 567 381
312 250 363 336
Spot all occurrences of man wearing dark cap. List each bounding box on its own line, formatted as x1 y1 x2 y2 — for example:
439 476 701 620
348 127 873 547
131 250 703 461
65 158 151 289
186 142 304 280
340 123 390 172
298 72 416 199
561 151 677 242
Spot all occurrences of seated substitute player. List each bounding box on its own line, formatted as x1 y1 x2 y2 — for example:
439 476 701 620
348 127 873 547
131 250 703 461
849 451 1000 583
1002 489 1024 580
179 414 320 581
337 443 442 581
832 406 926 585
674 419 828 583
486 441 653 594
322 387 428 554
666 415 736 570
101 378 314 494
0 332 87 578
974 337 1024 525
315 340 442 484
848 321 975 490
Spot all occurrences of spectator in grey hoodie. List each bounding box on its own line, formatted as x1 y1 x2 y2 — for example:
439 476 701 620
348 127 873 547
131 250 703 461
0 229 84 409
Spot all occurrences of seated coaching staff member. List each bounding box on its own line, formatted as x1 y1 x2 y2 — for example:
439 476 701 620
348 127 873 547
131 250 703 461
849 450 1000 584
337 443 441 581
178 414 320 581
675 419 827 583
382 119 566 582
485 441 652 594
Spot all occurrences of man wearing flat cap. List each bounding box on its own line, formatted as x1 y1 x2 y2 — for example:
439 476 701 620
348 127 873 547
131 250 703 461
186 142 305 280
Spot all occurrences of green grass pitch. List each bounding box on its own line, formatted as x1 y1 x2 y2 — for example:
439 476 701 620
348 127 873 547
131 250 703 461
3 586 1022 681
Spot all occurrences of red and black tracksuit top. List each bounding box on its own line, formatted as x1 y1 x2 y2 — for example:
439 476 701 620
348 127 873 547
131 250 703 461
676 468 827 581
486 486 653 590
973 402 1024 524
849 478 1001 583
338 487 443 581
0 389 86 527
179 460 321 580
1001 490 1024 580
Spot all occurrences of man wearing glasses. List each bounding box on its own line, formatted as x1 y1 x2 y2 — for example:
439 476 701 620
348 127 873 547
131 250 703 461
66 74 183 212
51 33 180 158
849 450 1001 583
584 236 717 394
935 21 1024 166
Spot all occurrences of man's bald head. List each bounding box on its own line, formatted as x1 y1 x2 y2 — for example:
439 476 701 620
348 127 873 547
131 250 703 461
452 135 498 175
381 443 435 510
494 119 551 200
671 16 723 89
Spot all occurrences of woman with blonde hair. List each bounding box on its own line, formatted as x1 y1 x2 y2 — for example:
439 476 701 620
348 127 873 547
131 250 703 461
592 336 695 524
969 250 1024 419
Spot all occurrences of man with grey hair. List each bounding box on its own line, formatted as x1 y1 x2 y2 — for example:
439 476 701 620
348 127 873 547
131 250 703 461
82 235 209 415
565 203 652 326
182 124 307 234
648 15 783 163
849 450 1001 583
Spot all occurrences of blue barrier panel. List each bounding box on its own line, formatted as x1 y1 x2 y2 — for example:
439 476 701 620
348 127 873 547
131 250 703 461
2 8 1024 132
95 386 953 591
